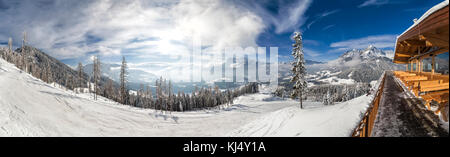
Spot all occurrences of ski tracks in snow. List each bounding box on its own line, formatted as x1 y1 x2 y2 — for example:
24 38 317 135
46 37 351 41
227 106 297 137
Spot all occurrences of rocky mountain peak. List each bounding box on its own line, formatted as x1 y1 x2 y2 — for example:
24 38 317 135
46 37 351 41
339 45 388 61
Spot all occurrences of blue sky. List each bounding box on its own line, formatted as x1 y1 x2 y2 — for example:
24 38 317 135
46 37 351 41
0 0 446 79
251 0 445 62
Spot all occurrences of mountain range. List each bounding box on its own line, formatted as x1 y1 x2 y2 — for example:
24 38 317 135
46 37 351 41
83 63 157 89
279 45 404 85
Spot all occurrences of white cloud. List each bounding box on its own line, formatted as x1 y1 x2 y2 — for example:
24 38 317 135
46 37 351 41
274 0 312 33
303 40 320 46
322 24 335 30
306 9 339 29
358 0 390 8
304 48 321 57
0 0 265 60
242 0 313 34
97 46 121 56
329 34 397 51
3 0 322 82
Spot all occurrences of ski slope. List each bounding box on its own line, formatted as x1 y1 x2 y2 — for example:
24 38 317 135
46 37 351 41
228 96 371 137
0 58 372 136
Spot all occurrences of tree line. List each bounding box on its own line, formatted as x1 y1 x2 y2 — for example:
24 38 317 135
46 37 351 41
273 83 371 106
127 80 259 112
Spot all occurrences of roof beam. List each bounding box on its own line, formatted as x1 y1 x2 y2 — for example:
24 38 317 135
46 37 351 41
409 47 448 61
395 53 411 57
404 40 426 46
420 34 448 47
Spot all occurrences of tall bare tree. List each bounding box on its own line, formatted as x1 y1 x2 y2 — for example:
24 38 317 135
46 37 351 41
77 62 84 91
21 31 28 73
93 56 101 100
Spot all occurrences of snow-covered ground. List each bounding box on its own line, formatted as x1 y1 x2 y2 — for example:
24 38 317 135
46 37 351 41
0 58 372 136
228 96 371 137
306 70 356 85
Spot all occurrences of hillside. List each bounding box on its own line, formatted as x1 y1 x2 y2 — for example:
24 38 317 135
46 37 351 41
0 46 116 90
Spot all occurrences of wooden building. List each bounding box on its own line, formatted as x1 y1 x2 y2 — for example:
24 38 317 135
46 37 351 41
393 0 449 122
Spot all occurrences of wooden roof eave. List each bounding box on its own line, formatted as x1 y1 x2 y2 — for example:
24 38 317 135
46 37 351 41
393 4 449 64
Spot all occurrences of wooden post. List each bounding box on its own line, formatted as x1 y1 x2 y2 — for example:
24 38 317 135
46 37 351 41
431 55 435 79
431 55 435 74
416 59 419 72
417 58 422 74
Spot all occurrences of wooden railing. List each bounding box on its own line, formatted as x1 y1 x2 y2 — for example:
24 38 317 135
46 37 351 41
352 72 387 137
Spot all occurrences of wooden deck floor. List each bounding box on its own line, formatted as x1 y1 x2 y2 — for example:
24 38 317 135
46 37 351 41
371 71 448 137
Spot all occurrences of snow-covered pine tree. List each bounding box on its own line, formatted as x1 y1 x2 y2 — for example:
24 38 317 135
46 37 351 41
290 32 308 109
120 56 128 105
342 85 348 102
322 93 328 105
327 88 334 105
323 87 330 105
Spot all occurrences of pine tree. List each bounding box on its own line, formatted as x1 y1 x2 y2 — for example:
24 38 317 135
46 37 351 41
342 85 348 102
323 87 330 105
290 32 307 109
327 88 334 105
120 56 128 105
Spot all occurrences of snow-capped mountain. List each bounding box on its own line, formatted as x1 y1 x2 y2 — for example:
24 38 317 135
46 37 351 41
338 45 390 62
279 45 403 85
317 45 403 83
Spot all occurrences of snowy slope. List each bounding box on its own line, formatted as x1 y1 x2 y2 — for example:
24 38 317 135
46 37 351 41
1 58 372 136
228 95 372 137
